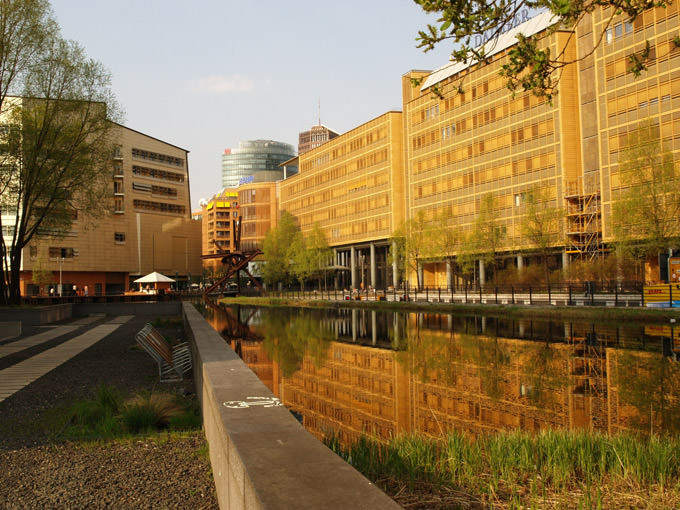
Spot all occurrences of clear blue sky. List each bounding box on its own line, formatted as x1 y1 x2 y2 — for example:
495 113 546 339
50 0 452 210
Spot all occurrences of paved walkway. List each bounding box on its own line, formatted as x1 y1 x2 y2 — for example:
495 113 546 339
0 315 106 360
0 316 133 403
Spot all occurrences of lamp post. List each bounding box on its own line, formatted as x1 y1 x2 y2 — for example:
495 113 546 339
58 257 64 297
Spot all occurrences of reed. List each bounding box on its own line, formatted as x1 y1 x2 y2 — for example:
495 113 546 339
326 429 680 508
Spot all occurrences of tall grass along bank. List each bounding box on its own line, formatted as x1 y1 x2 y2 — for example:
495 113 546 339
326 429 680 510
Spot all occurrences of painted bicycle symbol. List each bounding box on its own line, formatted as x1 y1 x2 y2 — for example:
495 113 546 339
223 396 283 409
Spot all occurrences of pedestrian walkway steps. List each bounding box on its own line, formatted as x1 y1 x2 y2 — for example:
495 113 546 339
0 316 133 403
0 326 79 360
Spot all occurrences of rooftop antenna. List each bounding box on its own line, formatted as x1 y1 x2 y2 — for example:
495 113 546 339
318 97 321 127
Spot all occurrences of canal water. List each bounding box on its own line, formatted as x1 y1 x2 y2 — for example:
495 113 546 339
200 301 680 445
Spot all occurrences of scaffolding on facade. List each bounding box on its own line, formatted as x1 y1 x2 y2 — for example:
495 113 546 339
568 325 614 431
564 175 605 260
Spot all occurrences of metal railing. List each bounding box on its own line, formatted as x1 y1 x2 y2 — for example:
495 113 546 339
266 280 645 307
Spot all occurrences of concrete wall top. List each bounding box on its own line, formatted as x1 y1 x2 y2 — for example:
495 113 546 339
0 304 72 326
182 302 401 510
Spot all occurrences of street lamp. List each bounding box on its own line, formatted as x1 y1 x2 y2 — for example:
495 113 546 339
58 257 64 297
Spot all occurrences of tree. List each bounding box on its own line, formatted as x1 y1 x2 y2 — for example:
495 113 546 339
260 210 301 288
612 122 680 271
30 248 52 294
521 186 564 284
414 0 666 101
470 193 505 287
429 209 461 287
0 27 121 305
390 210 434 289
304 222 332 290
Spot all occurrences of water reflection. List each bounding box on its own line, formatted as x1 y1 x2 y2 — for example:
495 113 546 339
202 301 680 444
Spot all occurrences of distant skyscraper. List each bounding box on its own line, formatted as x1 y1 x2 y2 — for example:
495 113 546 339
221 140 297 189
298 125 340 155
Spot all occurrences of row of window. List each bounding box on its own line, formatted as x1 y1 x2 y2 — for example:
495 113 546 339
132 165 185 183
412 94 545 151
605 38 678 80
131 148 184 168
132 182 178 197
285 150 390 198
299 126 389 172
48 247 78 258
133 199 186 215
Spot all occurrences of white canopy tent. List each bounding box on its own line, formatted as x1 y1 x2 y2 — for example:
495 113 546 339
133 272 175 284
133 272 175 293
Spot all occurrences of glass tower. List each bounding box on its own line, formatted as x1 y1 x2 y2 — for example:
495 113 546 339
221 140 297 188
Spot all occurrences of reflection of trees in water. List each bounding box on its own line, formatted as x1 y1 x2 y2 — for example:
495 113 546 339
260 309 334 378
459 333 510 400
396 326 459 387
397 319 571 408
612 350 680 435
521 341 571 408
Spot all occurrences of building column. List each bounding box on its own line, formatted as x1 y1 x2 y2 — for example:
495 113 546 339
446 259 452 290
370 243 376 289
479 259 486 287
417 262 424 290
517 255 524 271
350 246 357 289
392 241 399 288
562 250 570 271
371 311 377 346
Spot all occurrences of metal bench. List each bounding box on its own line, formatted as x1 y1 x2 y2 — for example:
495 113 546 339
135 323 192 382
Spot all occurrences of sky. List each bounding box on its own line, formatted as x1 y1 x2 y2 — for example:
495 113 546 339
50 0 453 210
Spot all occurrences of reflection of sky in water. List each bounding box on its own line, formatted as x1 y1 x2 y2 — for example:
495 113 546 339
205 302 680 443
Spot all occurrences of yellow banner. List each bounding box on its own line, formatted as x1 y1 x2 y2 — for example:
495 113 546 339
644 284 680 307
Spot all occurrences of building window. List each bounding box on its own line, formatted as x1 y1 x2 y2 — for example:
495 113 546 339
49 247 77 259
133 199 186 215
114 232 126 243
131 148 184 168
114 197 124 213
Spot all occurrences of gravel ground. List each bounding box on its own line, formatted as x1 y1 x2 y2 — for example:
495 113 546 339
0 314 218 510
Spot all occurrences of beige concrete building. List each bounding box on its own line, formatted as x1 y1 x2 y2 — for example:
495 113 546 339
21 124 201 295
280 111 405 289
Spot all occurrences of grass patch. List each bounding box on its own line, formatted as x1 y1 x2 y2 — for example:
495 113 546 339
52 385 201 439
326 430 680 509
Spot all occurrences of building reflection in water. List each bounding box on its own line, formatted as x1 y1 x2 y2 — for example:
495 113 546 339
203 302 680 446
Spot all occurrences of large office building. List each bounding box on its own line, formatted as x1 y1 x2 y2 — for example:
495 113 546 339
274 6 680 289
19 123 201 295
400 5 680 286
279 111 405 289
221 140 297 189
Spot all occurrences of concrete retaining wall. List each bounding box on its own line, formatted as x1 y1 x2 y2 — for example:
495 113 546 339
0 304 72 326
73 302 182 317
0 321 21 340
0 302 182 326
182 302 401 510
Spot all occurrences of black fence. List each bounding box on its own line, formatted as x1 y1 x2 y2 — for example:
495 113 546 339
266 280 645 307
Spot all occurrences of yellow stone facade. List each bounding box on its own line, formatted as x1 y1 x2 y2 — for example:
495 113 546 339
280 112 405 289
